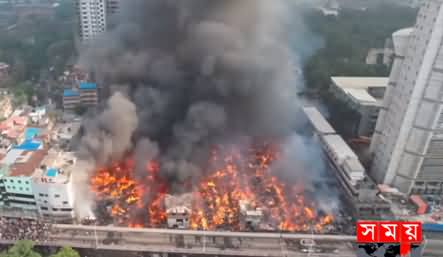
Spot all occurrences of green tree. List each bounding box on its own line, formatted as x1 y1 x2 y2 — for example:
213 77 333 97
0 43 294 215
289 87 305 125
50 247 80 257
0 240 41 257
0 1 76 83
303 4 417 94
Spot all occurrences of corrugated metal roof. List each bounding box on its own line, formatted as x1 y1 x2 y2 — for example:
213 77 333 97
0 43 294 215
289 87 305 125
303 107 336 135
63 89 80 97
79 82 97 90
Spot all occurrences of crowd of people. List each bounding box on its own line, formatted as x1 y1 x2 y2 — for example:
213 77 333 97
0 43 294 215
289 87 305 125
0 217 52 242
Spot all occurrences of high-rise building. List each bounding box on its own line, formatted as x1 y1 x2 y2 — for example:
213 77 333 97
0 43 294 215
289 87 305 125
370 0 443 195
75 0 120 42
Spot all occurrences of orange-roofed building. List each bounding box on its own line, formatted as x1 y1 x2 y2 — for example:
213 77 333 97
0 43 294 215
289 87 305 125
0 141 47 211
0 114 29 145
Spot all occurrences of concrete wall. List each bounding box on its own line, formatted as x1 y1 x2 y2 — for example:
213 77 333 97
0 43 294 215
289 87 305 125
371 1 443 194
32 175 75 220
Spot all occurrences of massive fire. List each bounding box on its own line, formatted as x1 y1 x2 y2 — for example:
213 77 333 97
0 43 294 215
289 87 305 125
91 142 334 232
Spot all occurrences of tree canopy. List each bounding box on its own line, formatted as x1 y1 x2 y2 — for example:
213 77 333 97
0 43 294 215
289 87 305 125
302 3 417 137
0 241 41 257
0 0 76 104
0 241 80 257
303 3 418 95
0 1 76 77
49 247 80 257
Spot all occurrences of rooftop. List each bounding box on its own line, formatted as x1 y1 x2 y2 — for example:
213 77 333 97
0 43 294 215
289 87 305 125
393 27 414 37
302 107 336 135
32 150 75 184
63 89 80 97
79 82 97 90
13 139 42 151
331 76 389 105
345 88 378 104
8 148 48 177
0 114 27 139
331 76 388 89
52 121 81 141
24 127 41 140
323 134 358 160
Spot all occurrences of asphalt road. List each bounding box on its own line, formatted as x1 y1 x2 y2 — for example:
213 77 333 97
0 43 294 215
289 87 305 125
35 225 360 257
4 224 443 257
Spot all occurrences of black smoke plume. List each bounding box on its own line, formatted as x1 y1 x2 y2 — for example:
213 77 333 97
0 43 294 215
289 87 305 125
78 0 299 188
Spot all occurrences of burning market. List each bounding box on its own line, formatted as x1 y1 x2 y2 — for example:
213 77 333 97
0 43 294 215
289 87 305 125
73 0 342 234
90 142 335 233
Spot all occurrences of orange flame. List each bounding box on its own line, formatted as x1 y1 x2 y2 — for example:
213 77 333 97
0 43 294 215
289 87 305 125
91 142 334 232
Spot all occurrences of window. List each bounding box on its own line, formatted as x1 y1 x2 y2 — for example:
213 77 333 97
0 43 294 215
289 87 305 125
39 193 44 197
44 200 48 204
63 201 68 205
55 194 60 198
17 181 21 184
52 208 59 211
25 181 29 184
40 207 48 211
61 208 73 212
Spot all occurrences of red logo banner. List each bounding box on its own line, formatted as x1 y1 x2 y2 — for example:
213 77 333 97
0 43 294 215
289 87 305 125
356 221 422 256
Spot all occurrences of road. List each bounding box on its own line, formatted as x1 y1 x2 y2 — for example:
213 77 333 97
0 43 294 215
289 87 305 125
2 224 443 256
6 224 358 257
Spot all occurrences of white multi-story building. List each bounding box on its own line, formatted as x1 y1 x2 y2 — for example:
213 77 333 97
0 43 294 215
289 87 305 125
330 76 388 136
76 0 120 42
303 107 391 218
32 150 76 222
371 0 443 195
76 0 106 41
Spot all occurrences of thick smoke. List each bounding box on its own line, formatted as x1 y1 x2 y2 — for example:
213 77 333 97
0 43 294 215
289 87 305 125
74 92 138 218
79 92 138 165
74 0 338 217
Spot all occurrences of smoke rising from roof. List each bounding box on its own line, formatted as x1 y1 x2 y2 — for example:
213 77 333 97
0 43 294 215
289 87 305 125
74 0 338 217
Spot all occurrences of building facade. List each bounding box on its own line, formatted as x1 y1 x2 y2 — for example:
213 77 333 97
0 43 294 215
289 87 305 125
63 82 98 111
0 141 47 211
330 77 388 137
371 0 443 195
76 0 107 42
79 82 98 106
303 107 391 218
0 142 76 221
75 0 120 42
32 150 76 222
63 89 80 110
